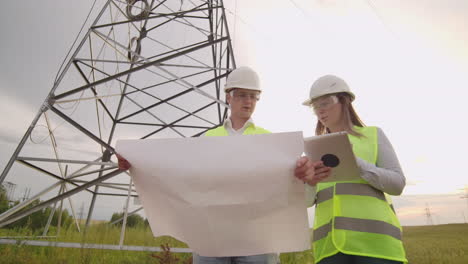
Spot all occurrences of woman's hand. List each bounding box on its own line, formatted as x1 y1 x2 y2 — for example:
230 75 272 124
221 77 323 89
116 154 131 170
294 157 331 186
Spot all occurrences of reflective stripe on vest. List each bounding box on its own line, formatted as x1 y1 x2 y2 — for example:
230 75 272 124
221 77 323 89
313 217 402 242
316 183 386 204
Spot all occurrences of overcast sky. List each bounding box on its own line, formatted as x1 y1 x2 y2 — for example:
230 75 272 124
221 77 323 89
0 0 467 226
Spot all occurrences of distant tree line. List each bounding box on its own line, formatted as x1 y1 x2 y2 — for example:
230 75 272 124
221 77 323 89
1 185 150 231
109 211 149 228
0 185 74 231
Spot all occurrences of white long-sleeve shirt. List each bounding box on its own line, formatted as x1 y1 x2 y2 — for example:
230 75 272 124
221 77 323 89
203 117 256 136
223 117 255 135
305 127 406 207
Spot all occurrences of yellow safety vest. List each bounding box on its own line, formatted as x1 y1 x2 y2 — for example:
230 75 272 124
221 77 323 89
312 126 407 263
205 124 271 137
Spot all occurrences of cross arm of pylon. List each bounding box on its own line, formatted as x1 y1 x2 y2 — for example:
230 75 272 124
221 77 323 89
51 36 229 101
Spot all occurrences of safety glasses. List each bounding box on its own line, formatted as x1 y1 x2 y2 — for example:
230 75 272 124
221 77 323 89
310 95 339 111
230 90 260 101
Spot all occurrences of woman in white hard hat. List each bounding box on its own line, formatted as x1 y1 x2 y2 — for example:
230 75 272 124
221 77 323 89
300 75 407 264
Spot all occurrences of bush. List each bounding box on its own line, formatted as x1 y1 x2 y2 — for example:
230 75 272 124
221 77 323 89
110 212 148 228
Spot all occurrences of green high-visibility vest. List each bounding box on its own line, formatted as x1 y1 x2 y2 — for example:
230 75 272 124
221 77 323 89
205 123 271 137
312 126 407 263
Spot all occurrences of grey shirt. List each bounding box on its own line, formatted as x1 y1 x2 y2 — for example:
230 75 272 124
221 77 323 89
305 127 406 207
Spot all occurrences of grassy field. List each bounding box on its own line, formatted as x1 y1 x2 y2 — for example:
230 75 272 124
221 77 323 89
0 224 467 264
402 224 468 264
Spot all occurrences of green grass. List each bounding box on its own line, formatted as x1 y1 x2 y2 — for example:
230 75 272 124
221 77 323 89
0 224 467 264
0 225 190 264
403 224 468 264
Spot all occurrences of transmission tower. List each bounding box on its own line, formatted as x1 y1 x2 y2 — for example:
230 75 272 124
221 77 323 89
461 185 468 223
424 203 434 226
1 181 17 202
0 0 235 251
78 202 85 223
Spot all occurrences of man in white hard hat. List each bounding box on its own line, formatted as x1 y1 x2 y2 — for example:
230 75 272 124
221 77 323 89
204 66 268 136
192 67 331 264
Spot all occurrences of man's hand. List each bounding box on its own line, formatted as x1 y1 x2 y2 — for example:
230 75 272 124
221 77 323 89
294 156 331 186
116 154 131 170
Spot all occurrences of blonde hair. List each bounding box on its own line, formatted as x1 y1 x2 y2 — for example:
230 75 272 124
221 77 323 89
315 93 365 137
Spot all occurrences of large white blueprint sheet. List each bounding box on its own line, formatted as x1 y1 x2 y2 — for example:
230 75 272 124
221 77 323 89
116 132 310 256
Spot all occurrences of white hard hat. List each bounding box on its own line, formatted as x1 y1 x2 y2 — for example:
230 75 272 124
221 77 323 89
224 66 261 93
302 75 355 106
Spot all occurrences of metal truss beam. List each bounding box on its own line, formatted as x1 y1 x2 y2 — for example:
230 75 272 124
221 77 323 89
0 239 192 252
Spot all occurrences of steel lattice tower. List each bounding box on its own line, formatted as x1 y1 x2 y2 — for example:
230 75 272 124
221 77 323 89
0 0 235 250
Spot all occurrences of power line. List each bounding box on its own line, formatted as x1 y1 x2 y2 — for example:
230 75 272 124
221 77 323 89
223 7 272 42
233 0 237 50
288 0 309 17
54 0 99 83
364 0 399 40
